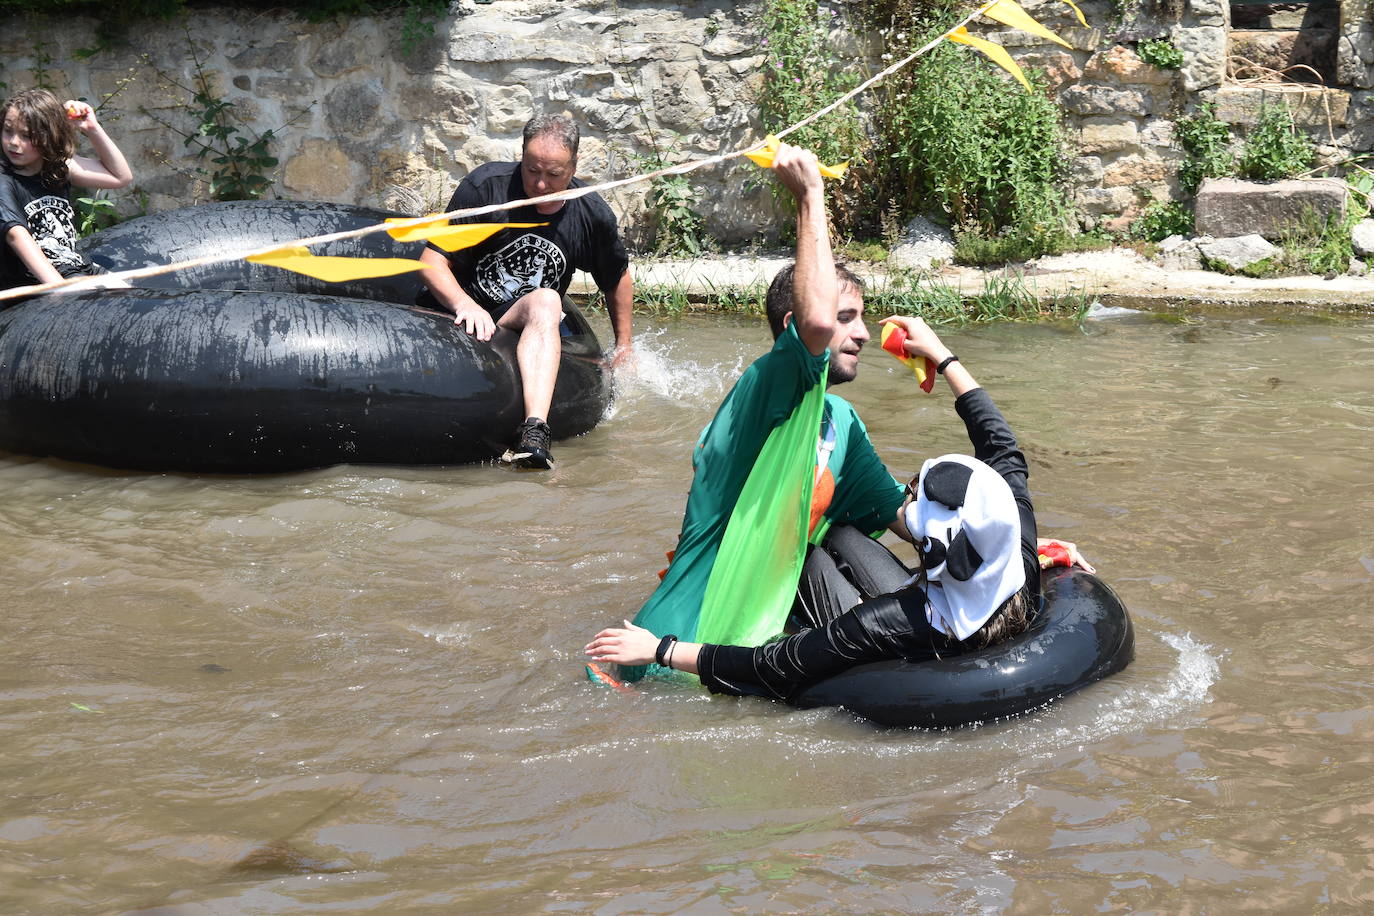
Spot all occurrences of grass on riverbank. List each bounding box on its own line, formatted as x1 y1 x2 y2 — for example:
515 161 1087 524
583 270 1095 324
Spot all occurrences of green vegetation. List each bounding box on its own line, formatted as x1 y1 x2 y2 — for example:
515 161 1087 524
757 0 867 225
1237 103 1316 181
643 171 711 257
1130 194 1193 242
1137 37 1183 71
1175 102 1235 195
591 272 1093 325
852 0 1080 264
74 193 119 237
872 271 1093 323
139 33 302 201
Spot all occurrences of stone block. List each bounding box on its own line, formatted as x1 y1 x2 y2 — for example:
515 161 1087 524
1207 86 1349 129
449 24 596 65
256 77 317 105
1157 235 1204 271
1077 119 1140 154
1083 44 1175 86
1102 154 1172 188
226 40 297 71
282 137 357 200
1350 218 1374 256
1075 186 1137 215
1175 27 1226 91
1184 0 1227 27
1014 49 1082 91
325 79 386 139
888 216 955 269
1061 86 1151 117
484 84 534 134
1194 177 1348 239
1197 234 1280 270
310 34 370 78
649 62 714 131
1071 156 1104 183
1230 29 1337 83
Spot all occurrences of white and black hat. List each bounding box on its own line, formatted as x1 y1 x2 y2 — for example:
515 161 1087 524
902 453 1025 641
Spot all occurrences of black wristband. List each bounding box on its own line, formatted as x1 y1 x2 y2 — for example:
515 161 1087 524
936 354 959 375
655 634 679 668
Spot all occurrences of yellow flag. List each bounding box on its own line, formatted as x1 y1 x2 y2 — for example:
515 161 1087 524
384 218 546 251
247 246 427 282
743 135 850 180
1061 0 1088 27
984 0 1072 49
947 27 1032 91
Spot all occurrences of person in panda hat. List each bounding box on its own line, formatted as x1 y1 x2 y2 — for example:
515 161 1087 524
586 317 1087 700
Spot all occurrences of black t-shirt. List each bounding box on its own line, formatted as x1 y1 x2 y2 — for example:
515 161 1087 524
0 163 90 288
422 161 629 312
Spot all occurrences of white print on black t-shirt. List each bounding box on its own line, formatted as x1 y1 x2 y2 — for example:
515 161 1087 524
474 233 567 305
25 194 83 274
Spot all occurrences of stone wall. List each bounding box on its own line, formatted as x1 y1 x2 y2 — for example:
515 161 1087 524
1 0 1372 244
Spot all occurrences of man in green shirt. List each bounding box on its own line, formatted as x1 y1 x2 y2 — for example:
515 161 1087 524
622 144 907 678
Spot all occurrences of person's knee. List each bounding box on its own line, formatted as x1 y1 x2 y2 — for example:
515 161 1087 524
522 288 563 324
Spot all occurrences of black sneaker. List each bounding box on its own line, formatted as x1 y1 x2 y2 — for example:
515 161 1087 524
502 417 554 470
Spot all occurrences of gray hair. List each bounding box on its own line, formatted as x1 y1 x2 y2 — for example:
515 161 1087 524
522 113 580 160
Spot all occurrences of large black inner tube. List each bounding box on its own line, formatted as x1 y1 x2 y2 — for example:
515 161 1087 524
791 567 1135 728
0 201 613 472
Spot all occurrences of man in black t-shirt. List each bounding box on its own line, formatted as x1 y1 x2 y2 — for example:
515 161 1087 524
418 113 634 470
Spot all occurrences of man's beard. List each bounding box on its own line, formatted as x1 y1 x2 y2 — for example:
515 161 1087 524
827 354 858 385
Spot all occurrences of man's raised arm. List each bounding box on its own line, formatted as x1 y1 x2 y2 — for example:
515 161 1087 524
770 144 836 357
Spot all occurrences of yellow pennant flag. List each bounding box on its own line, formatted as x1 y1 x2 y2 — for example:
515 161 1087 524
947 26 1032 91
247 246 427 282
384 218 546 252
1061 0 1088 27
744 135 850 180
984 0 1072 49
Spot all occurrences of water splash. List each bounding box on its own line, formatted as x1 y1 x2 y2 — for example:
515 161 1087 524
615 327 751 407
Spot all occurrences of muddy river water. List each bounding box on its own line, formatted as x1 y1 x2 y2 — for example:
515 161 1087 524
3 308 1373 913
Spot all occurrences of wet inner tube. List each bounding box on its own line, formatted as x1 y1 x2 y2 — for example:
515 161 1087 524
791 567 1135 728
0 201 613 472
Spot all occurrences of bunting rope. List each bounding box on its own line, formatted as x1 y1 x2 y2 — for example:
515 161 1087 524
0 0 1081 303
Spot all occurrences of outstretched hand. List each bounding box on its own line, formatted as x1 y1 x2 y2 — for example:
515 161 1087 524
585 620 659 667
879 315 953 364
1038 537 1096 573
770 142 823 200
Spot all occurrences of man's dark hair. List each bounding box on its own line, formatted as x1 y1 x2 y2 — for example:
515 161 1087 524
764 262 864 339
522 113 579 160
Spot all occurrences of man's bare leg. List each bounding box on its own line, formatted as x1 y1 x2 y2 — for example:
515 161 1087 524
497 288 563 469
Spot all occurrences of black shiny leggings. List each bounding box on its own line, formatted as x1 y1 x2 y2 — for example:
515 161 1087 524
792 524 914 629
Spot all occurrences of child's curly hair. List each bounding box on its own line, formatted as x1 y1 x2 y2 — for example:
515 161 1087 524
3 88 76 189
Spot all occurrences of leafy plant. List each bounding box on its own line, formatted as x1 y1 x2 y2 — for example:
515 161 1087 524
1175 102 1235 194
758 0 867 226
1130 194 1193 241
644 171 710 257
874 31 1074 248
1137 37 1183 70
867 268 1093 324
1237 103 1315 182
74 193 119 237
141 31 300 201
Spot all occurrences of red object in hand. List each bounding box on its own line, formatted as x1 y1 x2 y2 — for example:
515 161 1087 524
880 323 936 393
1038 541 1072 569
65 103 83 120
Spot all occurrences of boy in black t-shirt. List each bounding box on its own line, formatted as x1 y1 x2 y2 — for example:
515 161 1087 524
1 89 133 293
418 113 634 470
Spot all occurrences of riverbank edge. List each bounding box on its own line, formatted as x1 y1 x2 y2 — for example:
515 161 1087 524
572 247 1374 318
